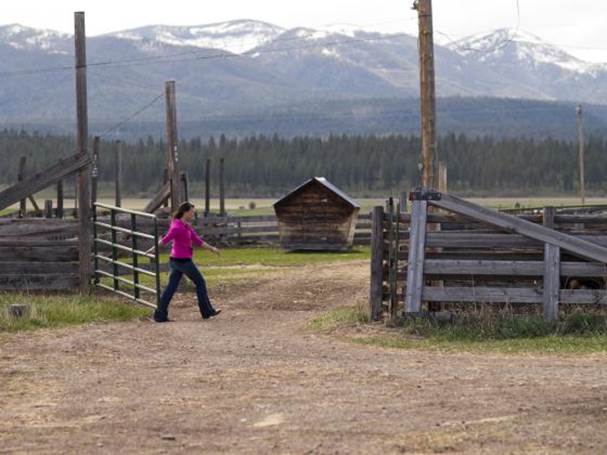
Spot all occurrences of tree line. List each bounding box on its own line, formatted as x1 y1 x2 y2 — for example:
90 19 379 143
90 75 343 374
0 129 604 197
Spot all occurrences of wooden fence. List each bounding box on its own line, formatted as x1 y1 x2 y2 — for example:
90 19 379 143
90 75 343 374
370 188 607 322
0 212 372 291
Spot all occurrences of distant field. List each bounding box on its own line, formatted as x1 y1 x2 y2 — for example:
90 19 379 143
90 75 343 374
4 195 607 217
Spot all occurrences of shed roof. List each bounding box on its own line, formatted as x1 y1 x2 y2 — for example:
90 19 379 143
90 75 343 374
274 177 360 209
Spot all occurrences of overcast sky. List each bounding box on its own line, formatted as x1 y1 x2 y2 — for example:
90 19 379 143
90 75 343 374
2 0 606 62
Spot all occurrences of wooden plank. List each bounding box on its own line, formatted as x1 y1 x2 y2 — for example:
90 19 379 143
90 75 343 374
0 274 78 291
0 152 91 212
423 286 543 303
423 259 607 278
423 286 607 305
431 193 607 264
405 200 428 313
144 182 171 213
0 246 78 262
0 262 78 274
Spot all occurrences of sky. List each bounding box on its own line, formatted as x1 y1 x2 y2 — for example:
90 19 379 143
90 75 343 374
2 0 606 62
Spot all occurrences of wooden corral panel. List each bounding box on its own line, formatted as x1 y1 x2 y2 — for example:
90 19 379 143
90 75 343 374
0 222 79 291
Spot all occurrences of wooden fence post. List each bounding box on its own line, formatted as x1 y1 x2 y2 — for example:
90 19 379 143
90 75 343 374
114 140 122 207
44 200 53 218
543 206 560 321
74 11 92 293
219 157 226 216
369 206 385 321
405 199 428 313
164 80 180 211
56 180 64 218
18 157 27 217
180 171 189 202
204 158 211 216
399 191 408 213
91 136 99 208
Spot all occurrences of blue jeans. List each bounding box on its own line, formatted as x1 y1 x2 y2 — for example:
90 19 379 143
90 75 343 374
154 259 215 321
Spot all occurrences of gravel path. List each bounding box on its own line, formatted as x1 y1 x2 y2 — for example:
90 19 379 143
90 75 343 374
1 261 606 454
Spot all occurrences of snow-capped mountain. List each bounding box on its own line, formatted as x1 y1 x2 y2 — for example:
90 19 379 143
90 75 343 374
450 28 604 75
2 20 607 137
0 24 69 53
106 20 285 54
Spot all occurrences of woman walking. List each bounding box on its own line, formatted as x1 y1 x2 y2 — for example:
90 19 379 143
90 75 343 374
151 201 221 323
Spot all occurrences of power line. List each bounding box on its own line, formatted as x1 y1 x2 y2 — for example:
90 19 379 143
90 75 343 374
96 92 164 139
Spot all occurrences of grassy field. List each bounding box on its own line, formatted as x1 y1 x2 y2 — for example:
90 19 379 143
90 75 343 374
0 293 150 333
311 306 607 354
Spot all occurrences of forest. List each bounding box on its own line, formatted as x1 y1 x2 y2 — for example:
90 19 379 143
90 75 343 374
1 129 604 197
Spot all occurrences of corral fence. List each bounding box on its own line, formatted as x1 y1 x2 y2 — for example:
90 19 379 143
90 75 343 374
370 188 607 322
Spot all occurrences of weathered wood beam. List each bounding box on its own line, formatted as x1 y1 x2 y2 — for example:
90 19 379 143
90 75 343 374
422 286 607 305
404 200 428 313
144 182 171 213
369 206 385 321
430 192 607 263
0 152 90 211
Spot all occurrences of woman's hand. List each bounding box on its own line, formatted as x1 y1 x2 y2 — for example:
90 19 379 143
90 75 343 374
211 246 221 256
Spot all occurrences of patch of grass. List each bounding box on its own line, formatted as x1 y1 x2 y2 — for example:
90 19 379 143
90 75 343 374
401 312 607 341
309 305 369 332
0 293 150 333
312 307 607 354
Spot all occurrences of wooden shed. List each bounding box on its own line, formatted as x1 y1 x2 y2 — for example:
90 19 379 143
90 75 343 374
274 177 360 251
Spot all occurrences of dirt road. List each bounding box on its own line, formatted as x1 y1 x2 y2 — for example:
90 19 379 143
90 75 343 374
1 261 606 454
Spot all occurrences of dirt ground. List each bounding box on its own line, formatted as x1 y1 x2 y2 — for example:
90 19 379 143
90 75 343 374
1 260 607 454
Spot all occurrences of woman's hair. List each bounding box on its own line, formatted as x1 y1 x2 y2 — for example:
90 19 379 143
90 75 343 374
173 201 195 219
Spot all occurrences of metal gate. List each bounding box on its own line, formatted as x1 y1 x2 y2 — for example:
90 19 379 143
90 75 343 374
92 203 161 308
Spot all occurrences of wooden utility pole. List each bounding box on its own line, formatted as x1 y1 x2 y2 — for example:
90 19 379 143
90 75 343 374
164 80 180 211
576 105 586 205
414 0 437 188
204 158 211 216
162 168 169 208
114 140 122 207
91 136 100 207
438 161 448 193
219 157 226 216
74 11 92 292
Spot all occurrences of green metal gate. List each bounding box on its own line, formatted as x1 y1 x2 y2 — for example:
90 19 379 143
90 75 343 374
92 203 161 308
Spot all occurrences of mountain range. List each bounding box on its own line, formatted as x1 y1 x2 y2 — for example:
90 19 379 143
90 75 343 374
1 20 607 139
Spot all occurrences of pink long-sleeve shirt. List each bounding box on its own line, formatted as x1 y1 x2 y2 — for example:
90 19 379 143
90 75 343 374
161 218 205 259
